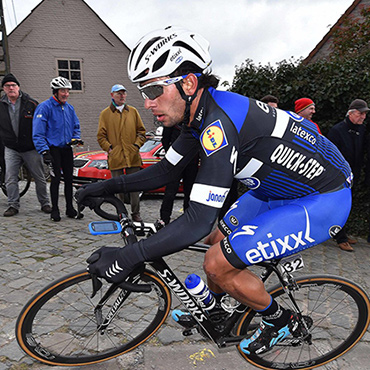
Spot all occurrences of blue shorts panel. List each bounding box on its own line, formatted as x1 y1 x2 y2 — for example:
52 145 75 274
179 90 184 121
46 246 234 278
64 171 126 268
220 188 352 268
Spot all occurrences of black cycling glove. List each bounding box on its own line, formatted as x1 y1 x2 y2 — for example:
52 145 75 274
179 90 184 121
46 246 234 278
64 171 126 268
42 150 53 165
75 177 124 204
87 246 132 284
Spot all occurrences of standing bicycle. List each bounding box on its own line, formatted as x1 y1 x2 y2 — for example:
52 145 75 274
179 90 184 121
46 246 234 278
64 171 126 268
0 73 51 217
15 195 370 368
75 26 353 356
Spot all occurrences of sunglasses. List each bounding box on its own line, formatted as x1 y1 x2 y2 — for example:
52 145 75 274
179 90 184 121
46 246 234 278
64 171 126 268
138 73 200 100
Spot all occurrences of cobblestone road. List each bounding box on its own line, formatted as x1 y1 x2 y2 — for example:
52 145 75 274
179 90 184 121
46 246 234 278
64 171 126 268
0 184 369 369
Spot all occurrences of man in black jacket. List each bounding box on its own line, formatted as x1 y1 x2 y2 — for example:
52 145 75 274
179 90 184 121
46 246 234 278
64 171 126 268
157 125 198 225
0 73 51 216
327 99 370 251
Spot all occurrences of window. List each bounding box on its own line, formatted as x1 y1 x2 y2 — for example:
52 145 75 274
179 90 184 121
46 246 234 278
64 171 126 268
57 59 83 91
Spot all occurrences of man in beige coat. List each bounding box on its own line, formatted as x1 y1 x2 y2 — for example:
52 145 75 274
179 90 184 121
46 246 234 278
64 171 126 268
97 84 146 221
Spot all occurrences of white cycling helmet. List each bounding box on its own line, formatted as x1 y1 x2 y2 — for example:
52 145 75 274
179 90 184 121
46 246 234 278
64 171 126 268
128 26 212 83
50 76 72 90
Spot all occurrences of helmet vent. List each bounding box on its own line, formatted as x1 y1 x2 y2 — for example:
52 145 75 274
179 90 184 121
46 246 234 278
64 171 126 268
135 36 163 70
173 41 206 63
152 50 170 73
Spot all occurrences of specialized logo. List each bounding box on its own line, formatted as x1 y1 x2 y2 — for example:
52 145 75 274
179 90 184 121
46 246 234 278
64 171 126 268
200 120 228 156
145 33 177 63
239 177 260 189
270 144 324 180
229 215 239 226
290 122 316 144
241 207 315 265
329 225 342 238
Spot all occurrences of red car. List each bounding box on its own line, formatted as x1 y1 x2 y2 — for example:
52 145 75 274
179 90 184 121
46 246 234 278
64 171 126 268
72 137 172 193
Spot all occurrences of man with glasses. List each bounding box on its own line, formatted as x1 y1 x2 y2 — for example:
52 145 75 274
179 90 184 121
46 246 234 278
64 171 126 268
327 99 370 251
0 73 51 217
76 26 352 355
97 84 146 222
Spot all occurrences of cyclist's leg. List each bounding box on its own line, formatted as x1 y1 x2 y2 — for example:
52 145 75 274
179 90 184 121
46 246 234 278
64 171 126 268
204 188 352 353
4 146 22 210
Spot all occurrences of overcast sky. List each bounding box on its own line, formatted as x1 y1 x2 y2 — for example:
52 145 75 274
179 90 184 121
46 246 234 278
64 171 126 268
3 0 354 85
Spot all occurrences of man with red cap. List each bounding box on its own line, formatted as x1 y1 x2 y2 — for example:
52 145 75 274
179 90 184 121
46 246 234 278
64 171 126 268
295 98 321 134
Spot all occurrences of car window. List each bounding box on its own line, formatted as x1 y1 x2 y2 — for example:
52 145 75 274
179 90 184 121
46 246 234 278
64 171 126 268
140 140 160 153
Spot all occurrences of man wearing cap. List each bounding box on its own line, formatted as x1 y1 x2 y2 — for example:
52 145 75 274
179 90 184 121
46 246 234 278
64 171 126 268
327 99 370 251
295 97 322 134
0 73 51 217
97 84 146 222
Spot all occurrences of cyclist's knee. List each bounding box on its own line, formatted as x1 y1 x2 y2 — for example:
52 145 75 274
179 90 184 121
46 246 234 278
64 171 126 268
203 243 232 283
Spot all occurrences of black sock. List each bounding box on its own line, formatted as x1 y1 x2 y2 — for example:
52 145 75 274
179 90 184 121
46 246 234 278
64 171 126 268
257 296 290 327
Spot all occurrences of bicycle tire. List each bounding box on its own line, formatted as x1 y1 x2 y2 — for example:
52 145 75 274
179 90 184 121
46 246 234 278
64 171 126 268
2 164 32 197
236 275 370 370
16 269 171 366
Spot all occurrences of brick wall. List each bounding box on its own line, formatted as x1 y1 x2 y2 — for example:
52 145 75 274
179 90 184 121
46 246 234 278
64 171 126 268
8 0 155 151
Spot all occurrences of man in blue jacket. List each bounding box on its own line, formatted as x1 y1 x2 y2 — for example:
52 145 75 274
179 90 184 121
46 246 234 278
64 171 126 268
33 77 82 222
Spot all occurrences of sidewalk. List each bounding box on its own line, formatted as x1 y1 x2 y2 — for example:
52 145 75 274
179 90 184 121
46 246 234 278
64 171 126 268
0 184 369 369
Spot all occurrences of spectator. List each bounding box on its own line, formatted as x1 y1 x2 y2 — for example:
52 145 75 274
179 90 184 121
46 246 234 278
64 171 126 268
33 77 82 222
327 98 370 251
157 125 198 226
295 98 322 134
0 73 51 217
97 84 146 222
261 95 279 108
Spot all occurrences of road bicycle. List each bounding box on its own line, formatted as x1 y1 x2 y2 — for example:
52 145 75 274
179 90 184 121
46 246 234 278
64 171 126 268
15 195 370 369
0 162 32 197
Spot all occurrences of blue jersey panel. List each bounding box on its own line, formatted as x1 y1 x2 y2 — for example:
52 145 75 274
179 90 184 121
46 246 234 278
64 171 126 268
220 188 351 267
209 89 249 133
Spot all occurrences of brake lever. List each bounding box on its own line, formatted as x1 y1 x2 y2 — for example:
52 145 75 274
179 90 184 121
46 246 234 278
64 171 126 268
90 273 103 298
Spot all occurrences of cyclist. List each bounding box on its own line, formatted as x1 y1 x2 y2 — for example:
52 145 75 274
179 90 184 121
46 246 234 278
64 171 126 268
76 26 352 355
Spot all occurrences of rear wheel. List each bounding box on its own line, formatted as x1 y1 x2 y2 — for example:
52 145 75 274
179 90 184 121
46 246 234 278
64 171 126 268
236 275 370 370
16 269 171 366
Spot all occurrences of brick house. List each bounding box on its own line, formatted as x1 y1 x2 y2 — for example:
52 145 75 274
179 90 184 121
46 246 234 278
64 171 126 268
304 0 370 64
6 0 154 150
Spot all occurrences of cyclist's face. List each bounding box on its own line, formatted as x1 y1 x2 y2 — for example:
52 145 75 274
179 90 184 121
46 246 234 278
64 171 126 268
141 77 186 127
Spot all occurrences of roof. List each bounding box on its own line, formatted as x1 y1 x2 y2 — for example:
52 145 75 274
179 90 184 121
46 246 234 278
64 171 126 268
303 0 362 64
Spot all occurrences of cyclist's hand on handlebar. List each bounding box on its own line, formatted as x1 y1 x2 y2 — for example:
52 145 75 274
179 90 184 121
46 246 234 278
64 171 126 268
87 246 131 284
74 182 108 204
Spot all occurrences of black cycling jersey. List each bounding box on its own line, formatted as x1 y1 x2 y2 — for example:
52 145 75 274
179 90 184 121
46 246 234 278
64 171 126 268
110 88 351 263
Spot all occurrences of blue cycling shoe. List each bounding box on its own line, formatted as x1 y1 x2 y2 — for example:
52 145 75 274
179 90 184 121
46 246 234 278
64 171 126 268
240 311 299 355
172 309 196 328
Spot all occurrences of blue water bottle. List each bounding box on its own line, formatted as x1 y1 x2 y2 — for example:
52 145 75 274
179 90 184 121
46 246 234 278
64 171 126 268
185 273 216 311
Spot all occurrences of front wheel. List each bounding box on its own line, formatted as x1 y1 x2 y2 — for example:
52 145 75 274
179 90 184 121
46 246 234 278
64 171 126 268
16 269 171 366
236 275 370 370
